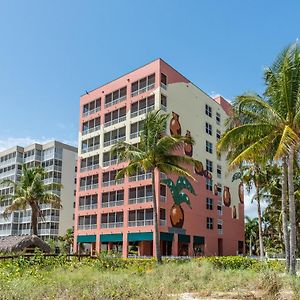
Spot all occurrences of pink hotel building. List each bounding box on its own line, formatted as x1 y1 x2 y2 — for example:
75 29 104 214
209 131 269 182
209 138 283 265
74 59 244 257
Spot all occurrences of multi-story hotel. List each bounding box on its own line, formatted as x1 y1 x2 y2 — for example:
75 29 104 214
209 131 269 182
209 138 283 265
0 141 77 239
75 59 244 257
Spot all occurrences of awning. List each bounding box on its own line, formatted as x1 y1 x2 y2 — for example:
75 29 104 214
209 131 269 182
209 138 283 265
178 234 190 243
128 232 153 241
193 235 205 245
77 235 96 243
160 232 174 242
100 233 123 243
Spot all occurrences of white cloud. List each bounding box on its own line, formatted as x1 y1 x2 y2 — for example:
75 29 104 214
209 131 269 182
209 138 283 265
0 137 77 151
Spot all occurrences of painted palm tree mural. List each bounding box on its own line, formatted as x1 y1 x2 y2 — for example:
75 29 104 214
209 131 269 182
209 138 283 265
162 176 196 228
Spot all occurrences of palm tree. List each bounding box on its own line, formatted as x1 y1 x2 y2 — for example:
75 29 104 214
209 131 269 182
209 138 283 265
218 43 300 274
233 164 269 259
245 216 258 256
0 165 62 236
113 110 198 263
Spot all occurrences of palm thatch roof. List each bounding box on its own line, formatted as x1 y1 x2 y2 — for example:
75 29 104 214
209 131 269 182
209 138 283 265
0 235 51 253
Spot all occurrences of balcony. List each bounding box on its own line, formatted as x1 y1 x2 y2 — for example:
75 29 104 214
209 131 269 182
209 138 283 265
43 178 61 185
100 222 123 229
160 82 167 90
161 105 167 112
79 184 99 191
78 224 97 230
103 159 118 167
82 107 101 118
24 155 42 163
160 195 167 203
102 178 124 187
80 164 99 173
103 136 126 148
128 220 153 227
129 172 152 182
81 144 100 154
160 219 167 226
79 203 98 210
104 96 126 109
104 115 126 128
82 125 101 136
19 216 31 223
101 200 124 208
44 165 62 172
130 132 139 139
128 196 152 205
130 105 155 118
131 84 155 97
39 215 60 222
218 229 223 235
39 229 59 235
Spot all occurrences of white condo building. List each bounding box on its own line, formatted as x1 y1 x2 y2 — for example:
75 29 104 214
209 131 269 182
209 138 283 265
0 141 77 239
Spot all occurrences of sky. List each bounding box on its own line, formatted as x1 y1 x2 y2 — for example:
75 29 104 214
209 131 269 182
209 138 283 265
0 1 299 217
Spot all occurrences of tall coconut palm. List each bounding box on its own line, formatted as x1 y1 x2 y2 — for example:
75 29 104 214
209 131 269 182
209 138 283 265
245 216 258 256
233 164 269 259
218 43 300 274
112 110 198 263
0 165 62 236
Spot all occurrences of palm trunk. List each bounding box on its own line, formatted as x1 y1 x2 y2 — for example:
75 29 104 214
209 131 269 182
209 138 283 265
151 168 162 264
288 147 297 274
249 234 252 256
31 204 38 236
256 184 264 259
282 157 290 273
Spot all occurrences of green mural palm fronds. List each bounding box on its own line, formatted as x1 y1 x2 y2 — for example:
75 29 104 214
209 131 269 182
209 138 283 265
162 176 196 207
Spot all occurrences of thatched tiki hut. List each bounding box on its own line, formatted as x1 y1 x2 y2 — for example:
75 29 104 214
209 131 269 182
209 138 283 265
0 235 51 253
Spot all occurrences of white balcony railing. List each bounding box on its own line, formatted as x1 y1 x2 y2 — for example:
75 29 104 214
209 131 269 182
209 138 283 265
102 178 124 187
78 224 97 230
102 159 118 167
131 83 155 97
128 220 153 227
129 173 152 182
128 196 152 205
79 203 98 210
161 105 167 112
160 195 167 203
100 222 123 229
81 144 100 154
160 219 167 226
82 107 101 118
79 184 98 191
101 200 124 208
104 96 126 109
160 82 167 90
104 115 126 128
130 105 155 118
80 164 99 173
82 125 100 136
130 132 139 139
103 136 126 148
43 178 61 185
44 165 62 172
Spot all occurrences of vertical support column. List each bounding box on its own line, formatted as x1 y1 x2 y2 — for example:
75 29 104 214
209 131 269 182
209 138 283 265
108 242 113 251
96 234 101 253
172 234 179 256
122 233 128 258
188 242 194 257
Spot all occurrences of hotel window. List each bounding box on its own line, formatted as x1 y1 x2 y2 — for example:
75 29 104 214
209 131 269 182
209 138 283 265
206 198 213 210
81 136 100 153
206 217 213 230
130 120 144 139
161 73 167 90
216 129 221 140
161 94 167 111
160 208 166 225
101 212 124 228
216 112 221 125
82 117 101 135
217 165 222 178
131 73 155 97
206 178 213 191
102 190 124 207
205 122 212 135
205 104 212 117
131 95 155 117
82 98 101 117
78 215 97 230
217 200 223 216
206 141 213 154
206 159 213 172
218 220 223 234
217 183 222 196
105 87 127 108
104 106 126 127
103 127 126 147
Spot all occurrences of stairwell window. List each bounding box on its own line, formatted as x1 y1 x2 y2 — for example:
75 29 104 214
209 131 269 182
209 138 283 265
206 141 213 154
206 159 213 172
206 198 213 210
216 112 221 125
205 122 212 135
206 217 213 230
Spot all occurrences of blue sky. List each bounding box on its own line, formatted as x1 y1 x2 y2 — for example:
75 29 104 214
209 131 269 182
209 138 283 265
0 1 299 216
